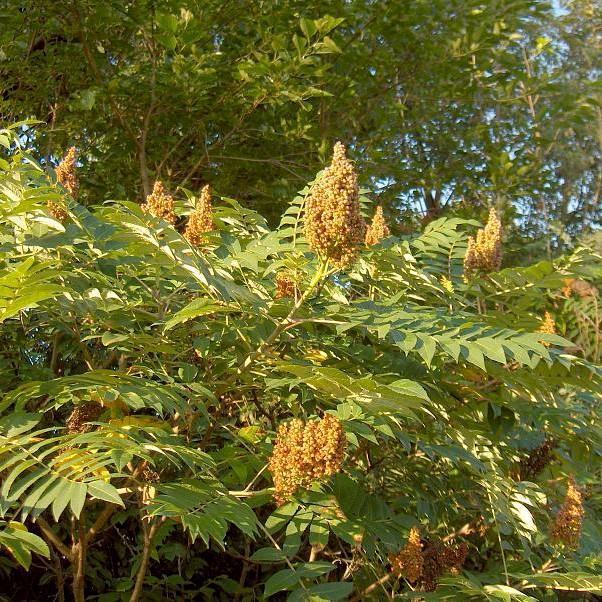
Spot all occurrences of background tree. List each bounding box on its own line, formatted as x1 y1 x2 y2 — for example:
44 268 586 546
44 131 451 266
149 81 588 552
0 0 599 244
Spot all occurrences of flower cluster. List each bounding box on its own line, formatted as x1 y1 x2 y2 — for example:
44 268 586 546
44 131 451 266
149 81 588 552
551 476 585 549
519 438 556 481
56 146 79 198
389 526 424 582
463 208 503 278
49 146 79 220
365 205 390 246
390 527 468 591
538 311 556 346
269 414 346 505
141 181 176 224
304 142 366 267
562 278 598 299
275 270 299 299
48 199 69 222
66 402 103 434
184 184 214 246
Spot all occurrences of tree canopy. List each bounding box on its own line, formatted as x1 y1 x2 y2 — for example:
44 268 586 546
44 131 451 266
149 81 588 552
0 1 600 600
1 0 600 243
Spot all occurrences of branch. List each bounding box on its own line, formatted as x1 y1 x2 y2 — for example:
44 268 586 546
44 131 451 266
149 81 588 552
350 573 392 601
130 517 165 602
36 517 73 560
87 504 118 543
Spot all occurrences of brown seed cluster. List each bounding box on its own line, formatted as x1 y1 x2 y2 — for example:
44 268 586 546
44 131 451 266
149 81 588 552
390 528 468 591
390 526 424 582
551 476 584 549
269 414 346 505
538 311 556 346
365 205 390 246
562 278 598 299
49 146 78 221
56 147 79 198
275 270 299 299
304 142 366 267
184 184 214 246
48 200 69 222
141 465 161 483
463 208 503 278
141 181 176 224
66 401 103 434
519 438 556 481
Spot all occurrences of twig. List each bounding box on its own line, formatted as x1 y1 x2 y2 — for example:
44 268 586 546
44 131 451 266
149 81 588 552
37 517 72 560
350 573 392 601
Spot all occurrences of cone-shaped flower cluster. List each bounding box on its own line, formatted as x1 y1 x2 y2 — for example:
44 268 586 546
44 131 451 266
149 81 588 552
390 527 468 591
390 526 424 582
551 476 584 548
463 208 503 278
275 270 299 299
538 311 556 346
66 402 103 434
141 181 176 224
365 205 390 246
519 438 556 481
49 146 78 221
269 414 346 505
48 199 69 222
184 184 214 246
304 142 366 267
56 146 79 198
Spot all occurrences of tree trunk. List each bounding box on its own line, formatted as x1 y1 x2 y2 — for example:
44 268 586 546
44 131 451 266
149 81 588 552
72 519 86 602
130 520 160 602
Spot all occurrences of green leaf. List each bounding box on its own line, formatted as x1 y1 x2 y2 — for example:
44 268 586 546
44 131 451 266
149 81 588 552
87 480 124 508
0 412 41 437
70 482 88 518
264 562 335 597
290 581 353 601
163 299 238 330
513 572 602 593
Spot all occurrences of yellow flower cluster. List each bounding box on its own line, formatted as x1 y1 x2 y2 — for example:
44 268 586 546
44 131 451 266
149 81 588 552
304 142 366 267
66 402 103 434
552 476 584 549
365 205 390 246
269 414 346 505
48 199 69 222
49 146 79 221
538 311 556 346
56 146 79 198
184 184 214 246
390 527 468 591
141 181 176 224
275 270 299 299
463 208 503 278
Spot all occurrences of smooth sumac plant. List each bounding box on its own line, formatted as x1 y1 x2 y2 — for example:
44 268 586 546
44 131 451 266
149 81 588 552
0 124 600 601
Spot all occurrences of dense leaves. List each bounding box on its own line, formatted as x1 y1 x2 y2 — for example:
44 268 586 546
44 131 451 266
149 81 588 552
0 125 599 600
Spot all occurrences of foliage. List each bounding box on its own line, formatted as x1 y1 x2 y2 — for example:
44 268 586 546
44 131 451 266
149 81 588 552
0 125 600 601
